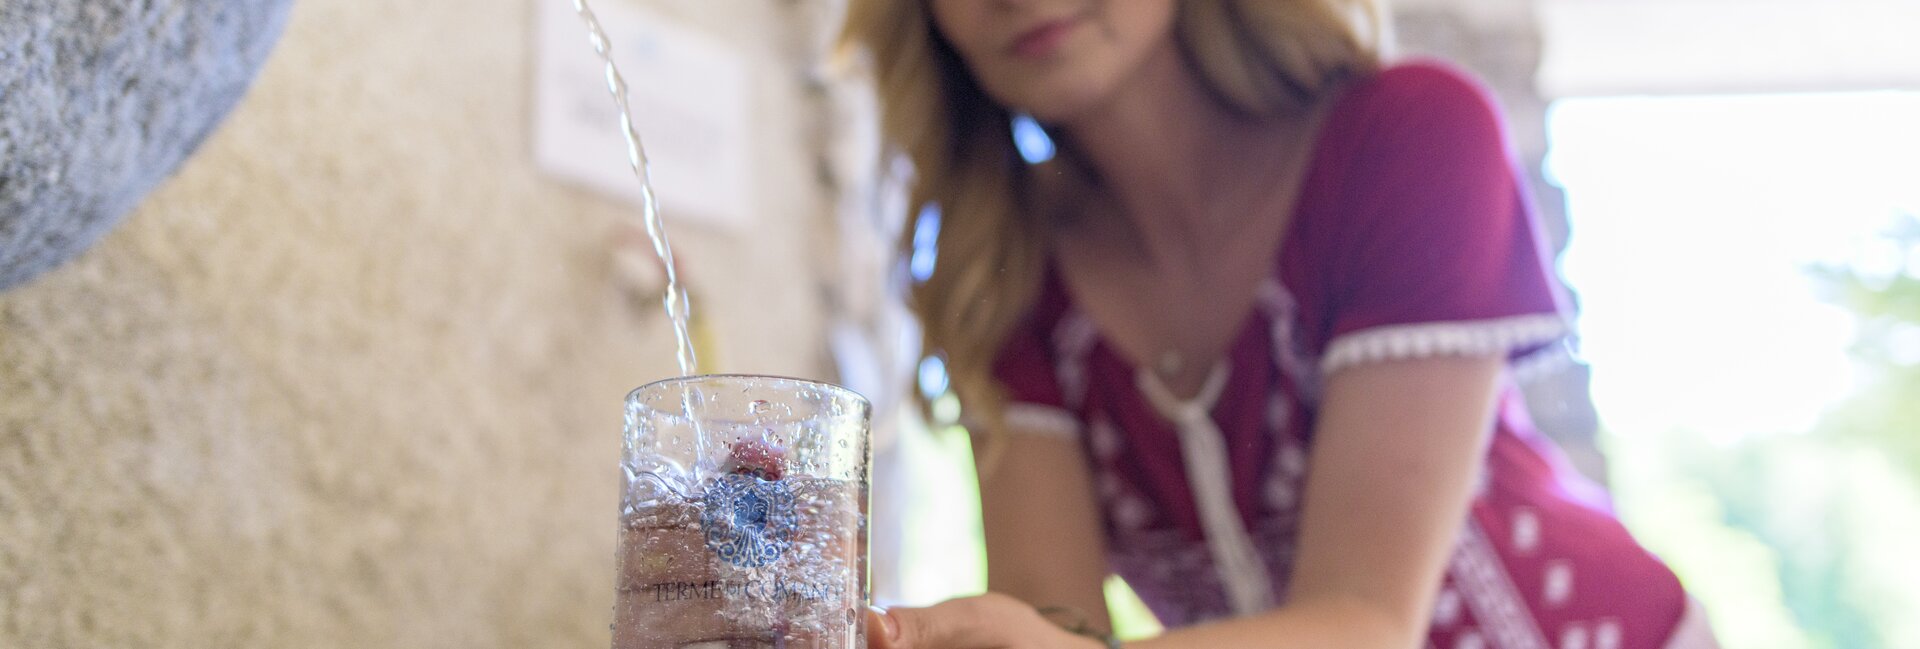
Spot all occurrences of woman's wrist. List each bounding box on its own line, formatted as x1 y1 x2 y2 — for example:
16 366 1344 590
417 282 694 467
1061 625 1121 649
1037 605 1123 649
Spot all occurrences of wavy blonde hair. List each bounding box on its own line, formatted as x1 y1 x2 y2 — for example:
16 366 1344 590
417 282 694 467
840 1 1383 435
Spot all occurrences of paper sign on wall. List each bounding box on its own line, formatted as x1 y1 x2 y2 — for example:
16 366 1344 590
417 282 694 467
533 0 754 230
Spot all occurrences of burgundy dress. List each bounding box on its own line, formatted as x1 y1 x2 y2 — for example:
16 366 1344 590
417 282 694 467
987 62 1705 649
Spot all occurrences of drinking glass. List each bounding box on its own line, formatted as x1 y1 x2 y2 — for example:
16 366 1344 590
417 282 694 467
615 374 871 649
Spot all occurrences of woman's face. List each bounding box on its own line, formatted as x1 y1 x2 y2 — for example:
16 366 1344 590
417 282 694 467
929 0 1180 123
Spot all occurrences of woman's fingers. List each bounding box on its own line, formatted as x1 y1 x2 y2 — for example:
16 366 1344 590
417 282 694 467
868 607 903 649
870 594 1036 649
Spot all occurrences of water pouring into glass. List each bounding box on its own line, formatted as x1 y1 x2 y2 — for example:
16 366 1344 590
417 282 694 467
618 375 871 649
570 2 873 647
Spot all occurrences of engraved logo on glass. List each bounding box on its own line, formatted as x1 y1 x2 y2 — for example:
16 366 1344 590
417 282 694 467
701 473 795 567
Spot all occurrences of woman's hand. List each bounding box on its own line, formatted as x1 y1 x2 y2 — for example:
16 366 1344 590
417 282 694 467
869 594 1108 649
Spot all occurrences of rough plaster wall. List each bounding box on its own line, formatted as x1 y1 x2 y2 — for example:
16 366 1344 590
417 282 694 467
0 0 291 290
0 0 829 646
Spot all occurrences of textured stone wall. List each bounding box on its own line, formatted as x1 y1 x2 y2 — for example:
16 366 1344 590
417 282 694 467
0 0 832 646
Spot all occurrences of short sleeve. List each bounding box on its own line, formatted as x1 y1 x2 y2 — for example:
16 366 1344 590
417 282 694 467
1319 63 1570 375
981 285 1084 440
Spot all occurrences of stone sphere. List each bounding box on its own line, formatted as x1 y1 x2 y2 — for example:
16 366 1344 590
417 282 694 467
0 0 292 290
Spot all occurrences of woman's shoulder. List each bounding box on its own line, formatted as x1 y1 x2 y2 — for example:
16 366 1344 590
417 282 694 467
1346 59 1499 108
1306 58 1513 181
1330 58 1506 136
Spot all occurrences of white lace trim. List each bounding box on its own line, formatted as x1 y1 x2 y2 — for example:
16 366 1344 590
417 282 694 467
1453 520 1552 649
1255 278 1324 403
1053 312 1099 409
1512 337 1579 384
999 402 1081 441
1320 313 1571 376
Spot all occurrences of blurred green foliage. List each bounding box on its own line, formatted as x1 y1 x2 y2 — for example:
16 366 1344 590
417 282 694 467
1809 214 1920 480
1614 213 1920 649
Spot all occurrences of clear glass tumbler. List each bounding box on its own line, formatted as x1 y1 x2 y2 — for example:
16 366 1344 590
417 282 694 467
615 374 871 649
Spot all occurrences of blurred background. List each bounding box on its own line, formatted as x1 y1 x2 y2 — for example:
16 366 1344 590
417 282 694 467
0 0 1915 647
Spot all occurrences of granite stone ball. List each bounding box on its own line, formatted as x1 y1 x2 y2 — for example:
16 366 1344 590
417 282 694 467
0 0 293 290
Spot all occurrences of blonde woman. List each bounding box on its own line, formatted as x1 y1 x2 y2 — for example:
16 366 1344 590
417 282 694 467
843 2 1713 649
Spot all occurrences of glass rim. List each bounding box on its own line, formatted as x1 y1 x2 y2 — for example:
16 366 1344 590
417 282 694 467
625 373 871 412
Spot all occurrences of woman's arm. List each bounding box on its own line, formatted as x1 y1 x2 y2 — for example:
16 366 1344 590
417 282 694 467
978 426 1114 631
873 354 1504 649
1134 354 1504 649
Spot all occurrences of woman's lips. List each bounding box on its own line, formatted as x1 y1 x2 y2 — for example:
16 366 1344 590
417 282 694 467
1011 18 1079 59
